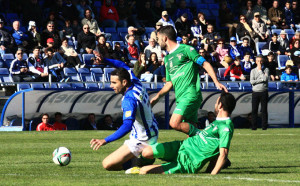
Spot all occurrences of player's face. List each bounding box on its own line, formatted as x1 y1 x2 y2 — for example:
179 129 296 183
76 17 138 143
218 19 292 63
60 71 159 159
157 33 167 50
42 115 49 124
110 75 127 94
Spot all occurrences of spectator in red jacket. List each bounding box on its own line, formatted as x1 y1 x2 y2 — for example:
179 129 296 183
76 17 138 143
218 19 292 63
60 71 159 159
36 113 55 131
224 57 246 81
125 35 139 60
100 0 119 28
53 112 67 130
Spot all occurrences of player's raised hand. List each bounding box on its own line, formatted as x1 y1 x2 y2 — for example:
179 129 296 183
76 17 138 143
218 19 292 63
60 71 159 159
90 139 107 150
215 82 228 93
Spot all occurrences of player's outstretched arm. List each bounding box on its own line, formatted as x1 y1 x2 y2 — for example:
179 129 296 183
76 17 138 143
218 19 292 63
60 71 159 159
90 139 107 150
202 61 228 92
150 81 173 107
211 148 228 175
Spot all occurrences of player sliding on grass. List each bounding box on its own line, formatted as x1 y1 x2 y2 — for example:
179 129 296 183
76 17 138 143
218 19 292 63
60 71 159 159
126 92 236 174
90 58 159 171
150 25 228 134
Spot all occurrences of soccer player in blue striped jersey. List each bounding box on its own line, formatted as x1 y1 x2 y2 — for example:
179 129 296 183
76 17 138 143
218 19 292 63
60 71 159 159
90 58 159 171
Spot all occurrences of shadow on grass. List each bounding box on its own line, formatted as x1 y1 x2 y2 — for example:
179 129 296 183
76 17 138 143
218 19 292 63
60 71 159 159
223 165 300 174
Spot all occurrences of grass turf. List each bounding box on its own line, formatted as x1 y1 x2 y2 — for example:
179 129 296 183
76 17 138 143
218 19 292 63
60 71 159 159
0 129 299 185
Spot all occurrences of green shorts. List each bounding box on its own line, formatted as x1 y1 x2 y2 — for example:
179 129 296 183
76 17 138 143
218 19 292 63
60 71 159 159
173 96 202 124
151 141 195 174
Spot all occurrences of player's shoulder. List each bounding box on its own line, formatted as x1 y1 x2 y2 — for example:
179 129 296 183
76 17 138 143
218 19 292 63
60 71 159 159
180 44 196 51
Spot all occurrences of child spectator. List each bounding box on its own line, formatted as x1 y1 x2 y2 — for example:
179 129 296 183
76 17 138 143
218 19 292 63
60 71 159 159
240 38 254 59
224 57 246 81
281 65 298 89
241 52 254 77
262 33 281 55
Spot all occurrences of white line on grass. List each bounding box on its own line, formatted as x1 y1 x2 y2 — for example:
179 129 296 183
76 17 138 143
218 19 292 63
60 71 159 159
235 133 297 136
172 175 300 183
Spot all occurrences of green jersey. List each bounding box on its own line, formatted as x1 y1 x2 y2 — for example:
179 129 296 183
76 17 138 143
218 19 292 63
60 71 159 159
180 118 234 173
164 44 205 102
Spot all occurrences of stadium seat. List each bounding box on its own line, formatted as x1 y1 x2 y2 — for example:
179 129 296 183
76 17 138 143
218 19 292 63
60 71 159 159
276 81 282 89
268 82 277 90
17 84 31 91
208 3 219 9
90 68 104 82
240 82 252 90
236 33 242 44
6 13 19 24
103 67 115 82
3 26 13 32
63 67 81 82
104 27 117 33
94 1 101 8
71 83 85 89
0 68 13 84
143 41 149 46
57 83 72 89
255 42 266 55
191 0 203 6
271 29 281 35
85 83 100 90
2 53 14 67
78 54 83 62
142 82 151 89
117 27 128 34
218 68 229 80
204 0 214 3
111 32 120 41
20 26 26 33
277 55 290 70
31 83 44 89
103 82 112 89
284 29 295 40
140 73 153 82
197 4 208 9
44 83 58 89
82 54 95 66
227 82 240 90
145 27 155 33
210 9 219 17
77 68 94 82
119 32 128 42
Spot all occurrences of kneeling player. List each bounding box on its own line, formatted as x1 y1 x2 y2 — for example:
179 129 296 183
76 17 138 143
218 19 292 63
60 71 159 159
127 92 236 174
90 58 159 171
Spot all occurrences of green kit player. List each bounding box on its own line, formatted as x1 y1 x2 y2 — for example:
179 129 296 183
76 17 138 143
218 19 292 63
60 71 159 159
150 26 228 134
126 92 236 174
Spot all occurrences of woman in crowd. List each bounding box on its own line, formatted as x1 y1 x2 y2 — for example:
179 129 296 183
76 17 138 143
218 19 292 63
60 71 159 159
133 53 147 78
60 38 84 69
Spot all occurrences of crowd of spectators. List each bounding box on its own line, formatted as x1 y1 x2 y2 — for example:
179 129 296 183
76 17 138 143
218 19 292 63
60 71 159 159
0 0 299 88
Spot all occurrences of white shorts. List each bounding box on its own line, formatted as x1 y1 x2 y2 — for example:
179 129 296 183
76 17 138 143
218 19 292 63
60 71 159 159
124 137 157 157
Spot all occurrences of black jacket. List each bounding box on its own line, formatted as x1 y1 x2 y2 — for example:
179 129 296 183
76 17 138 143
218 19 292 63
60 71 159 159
77 31 96 51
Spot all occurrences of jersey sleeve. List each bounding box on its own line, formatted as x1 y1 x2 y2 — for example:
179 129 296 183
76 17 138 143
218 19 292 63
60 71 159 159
185 45 206 66
188 123 201 137
164 58 171 82
122 97 137 121
218 122 234 149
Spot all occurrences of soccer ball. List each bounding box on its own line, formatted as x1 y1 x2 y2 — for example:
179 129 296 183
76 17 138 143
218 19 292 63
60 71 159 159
52 147 72 166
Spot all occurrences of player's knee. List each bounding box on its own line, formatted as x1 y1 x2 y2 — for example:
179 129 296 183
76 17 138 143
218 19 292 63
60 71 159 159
142 146 154 159
102 159 113 170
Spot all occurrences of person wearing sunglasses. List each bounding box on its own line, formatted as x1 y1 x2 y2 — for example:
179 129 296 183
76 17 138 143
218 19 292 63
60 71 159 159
41 21 61 50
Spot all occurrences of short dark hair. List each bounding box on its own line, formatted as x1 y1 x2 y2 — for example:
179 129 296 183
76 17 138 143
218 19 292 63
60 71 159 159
243 37 249 42
285 65 293 70
88 113 95 117
157 25 177 42
111 68 131 85
61 37 68 42
55 112 62 117
33 46 40 50
244 52 250 56
46 47 54 53
272 33 278 37
218 92 236 115
42 113 49 118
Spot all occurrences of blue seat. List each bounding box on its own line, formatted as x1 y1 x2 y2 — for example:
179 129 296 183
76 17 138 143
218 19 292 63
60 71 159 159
140 73 153 82
207 82 217 89
277 55 290 69
104 27 117 33
3 26 13 32
143 41 149 46
151 82 165 89
6 13 19 24
112 41 125 50
119 32 128 42
142 82 151 89
236 33 242 44
191 0 202 6
78 54 83 62
2 53 14 67
94 1 101 8
111 32 120 41
204 0 214 3
77 68 94 82
208 3 219 9
240 82 252 90
90 68 104 82
256 42 266 55
227 82 240 90
103 67 115 82
85 83 100 90
20 26 26 33
57 83 72 89
44 83 58 88
71 83 85 89
197 4 208 9
198 9 212 18
277 82 282 89
218 68 228 80
284 29 295 40
0 68 13 83
272 29 282 35
210 9 219 17
117 27 128 34
268 82 277 90
145 27 155 33
64 67 81 81
31 83 44 89
103 82 112 89
17 84 31 91
82 54 95 66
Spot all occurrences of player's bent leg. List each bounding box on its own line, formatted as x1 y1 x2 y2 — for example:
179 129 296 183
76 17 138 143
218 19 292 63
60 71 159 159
139 165 165 174
169 114 190 134
102 144 135 171
141 146 154 159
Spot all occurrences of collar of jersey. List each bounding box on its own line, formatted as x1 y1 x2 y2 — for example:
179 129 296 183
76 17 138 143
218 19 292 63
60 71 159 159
216 117 230 121
124 84 134 95
168 43 180 54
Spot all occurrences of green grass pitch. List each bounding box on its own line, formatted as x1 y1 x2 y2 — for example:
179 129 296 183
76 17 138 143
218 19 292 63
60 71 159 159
0 129 299 185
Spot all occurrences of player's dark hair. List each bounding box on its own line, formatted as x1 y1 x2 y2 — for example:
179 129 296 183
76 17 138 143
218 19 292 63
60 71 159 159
55 112 62 117
42 113 49 118
111 68 131 86
157 25 177 42
218 92 236 115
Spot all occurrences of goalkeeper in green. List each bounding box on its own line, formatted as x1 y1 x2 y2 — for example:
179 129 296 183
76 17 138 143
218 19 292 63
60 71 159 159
150 25 228 134
126 92 236 174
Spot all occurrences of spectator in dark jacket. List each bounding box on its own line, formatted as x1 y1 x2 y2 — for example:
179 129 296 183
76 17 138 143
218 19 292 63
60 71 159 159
77 24 96 54
264 51 279 81
62 0 79 22
41 21 61 50
0 18 14 58
262 33 282 55
175 13 192 38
